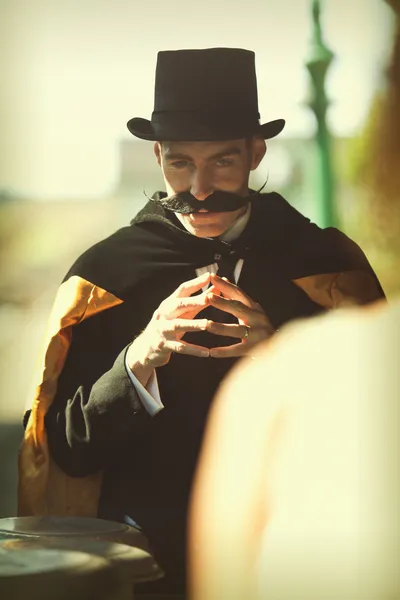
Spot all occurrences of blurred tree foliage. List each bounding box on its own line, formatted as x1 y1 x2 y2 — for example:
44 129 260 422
345 0 400 297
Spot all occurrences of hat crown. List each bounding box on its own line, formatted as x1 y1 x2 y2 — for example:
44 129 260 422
153 48 260 117
126 47 285 141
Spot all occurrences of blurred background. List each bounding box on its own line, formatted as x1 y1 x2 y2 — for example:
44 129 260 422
0 0 398 516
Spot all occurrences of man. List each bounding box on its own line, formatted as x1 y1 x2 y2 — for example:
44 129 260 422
18 48 384 595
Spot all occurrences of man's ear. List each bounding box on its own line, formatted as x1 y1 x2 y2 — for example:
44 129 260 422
154 142 162 166
250 137 266 171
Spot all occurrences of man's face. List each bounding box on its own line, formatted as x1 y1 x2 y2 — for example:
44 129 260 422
154 138 266 238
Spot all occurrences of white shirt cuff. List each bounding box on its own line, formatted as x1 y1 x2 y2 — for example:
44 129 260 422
125 353 164 417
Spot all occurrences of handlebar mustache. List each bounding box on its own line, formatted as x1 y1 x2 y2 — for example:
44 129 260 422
150 190 257 213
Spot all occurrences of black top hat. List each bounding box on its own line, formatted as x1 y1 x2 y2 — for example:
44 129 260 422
127 48 285 142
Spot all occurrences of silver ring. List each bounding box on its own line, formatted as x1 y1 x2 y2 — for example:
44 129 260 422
242 326 250 340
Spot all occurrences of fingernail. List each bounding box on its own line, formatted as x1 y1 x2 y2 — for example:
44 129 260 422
200 349 209 357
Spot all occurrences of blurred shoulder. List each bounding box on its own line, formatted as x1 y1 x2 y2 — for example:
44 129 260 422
219 298 399 419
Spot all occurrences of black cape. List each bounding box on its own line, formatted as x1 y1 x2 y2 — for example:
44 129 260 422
21 192 383 593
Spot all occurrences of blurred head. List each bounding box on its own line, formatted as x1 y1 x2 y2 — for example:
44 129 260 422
154 137 266 237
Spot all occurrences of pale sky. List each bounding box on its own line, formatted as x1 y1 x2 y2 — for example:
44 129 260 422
0 0 394 199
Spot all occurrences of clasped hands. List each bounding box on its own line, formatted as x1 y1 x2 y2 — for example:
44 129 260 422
127 272 275 380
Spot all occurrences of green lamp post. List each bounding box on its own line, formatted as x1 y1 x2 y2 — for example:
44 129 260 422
305 0 337 228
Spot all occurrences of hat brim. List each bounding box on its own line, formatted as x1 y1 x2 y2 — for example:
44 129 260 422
126 117 285 141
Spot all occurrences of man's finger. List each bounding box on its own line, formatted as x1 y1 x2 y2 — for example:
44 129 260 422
209 343 247 358
210 273 255 308
207 293 253 320
169 293 211 318
206 321 249 339
178 285 223 320
164 340 210 358
174 272 212 298
163 319 209 336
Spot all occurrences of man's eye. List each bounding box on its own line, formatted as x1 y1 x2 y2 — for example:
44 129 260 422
170 161 190 169
215 158 233 167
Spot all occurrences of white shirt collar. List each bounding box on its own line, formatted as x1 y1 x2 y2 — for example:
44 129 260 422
219 203 251 243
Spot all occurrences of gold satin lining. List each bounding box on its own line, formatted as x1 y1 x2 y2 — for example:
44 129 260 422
18 276 123 517
292 270 383 309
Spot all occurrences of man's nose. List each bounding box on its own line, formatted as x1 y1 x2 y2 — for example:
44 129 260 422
190 169 213 200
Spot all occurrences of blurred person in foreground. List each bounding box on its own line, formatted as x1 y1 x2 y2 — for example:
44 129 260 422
18 48 384 596
189 304 399 600
189 9 400 600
